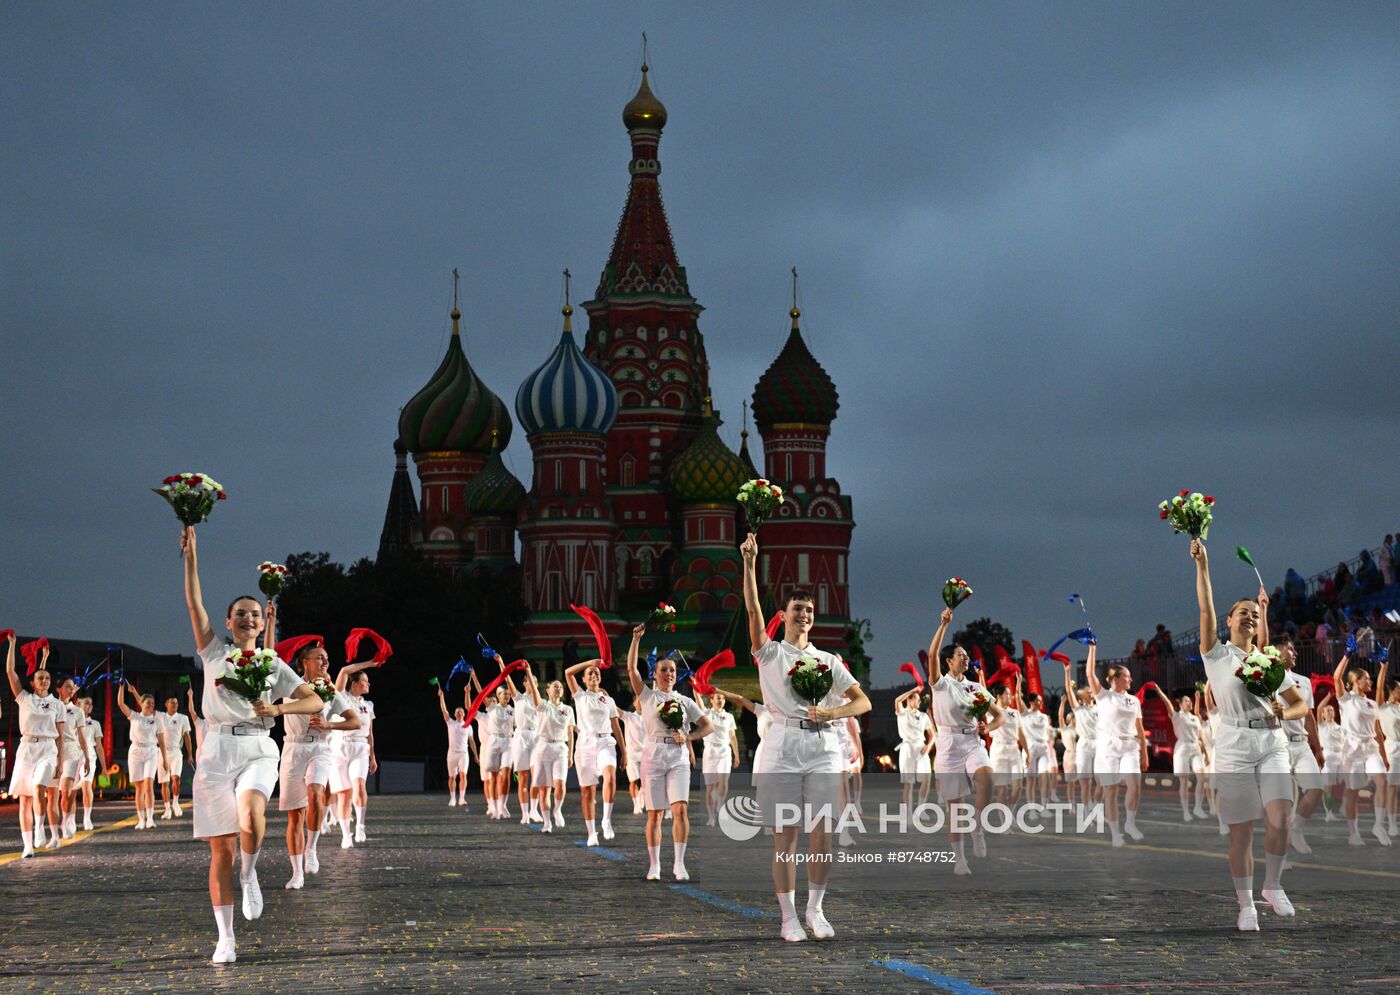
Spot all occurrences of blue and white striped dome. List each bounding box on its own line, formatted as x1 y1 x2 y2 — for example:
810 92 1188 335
515 307 619 437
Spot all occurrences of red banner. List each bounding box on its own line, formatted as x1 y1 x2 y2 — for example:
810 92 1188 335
570 603 613 668
1021 640 1044 697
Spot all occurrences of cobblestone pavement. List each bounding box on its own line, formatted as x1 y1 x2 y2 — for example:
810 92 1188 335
1 788 1397 993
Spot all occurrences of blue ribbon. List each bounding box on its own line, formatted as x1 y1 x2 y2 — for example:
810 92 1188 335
446 657 473 692
476 633 496 660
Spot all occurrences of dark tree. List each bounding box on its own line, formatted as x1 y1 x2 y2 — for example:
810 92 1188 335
950 617 1015 672
275 549 527 758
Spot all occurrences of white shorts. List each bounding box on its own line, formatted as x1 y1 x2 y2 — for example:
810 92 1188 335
1212 724 1293 825
1075 739 1097 780
279 742 334 811
59 753 86 784
510 733 536 772
82 752 98 785
481 736 511 775
1342 740 1387 788
1286 739 1324 791
8 739 58 797
702 746 732 783
447 750 470 777
157 749 184 783
896 741 927 783
641 754 691 811
991 746 1026 777
626 754 642 783
934 732 992 801
1173 746 1204 776
1094 741 1141 787
331 739 371 793
128 745 161 783
575 734 617 786
192 732 280 839
1027 744 1054 776
1387 749 1400 786
531 738 569 785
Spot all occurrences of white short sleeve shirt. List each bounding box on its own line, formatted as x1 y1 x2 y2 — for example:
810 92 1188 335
753 639 857 722
198 637 305 728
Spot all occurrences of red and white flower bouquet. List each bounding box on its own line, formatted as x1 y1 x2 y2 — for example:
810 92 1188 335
153 472 227 527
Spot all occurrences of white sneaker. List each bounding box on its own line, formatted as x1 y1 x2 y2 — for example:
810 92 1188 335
1182 810 1193 822
1111 834 1125 848
160 809 172 820
1193 806 1208 820
602 821 615 840
1219 821 1230 836
1261 888 1295 917
1349 833 1365 846
83 818 94 831
633 800 644 815
645 865 661 881
780 917 808 942
305 849 319 874
1237 904 1259 931
341 833 354 849
554 808 565 827
541 819 553 834
285 874 304 890
838 828 855 847
1124 823 1144 841
520 812 530 825
354 826 366 843
47 835 62 849
21 845 34 859
1323 808 1336 822
805 909 835 939
1372 824 1392 847
1290 830 1312 855
211 939 236 965
173 802 183 818
586 833 599 847
241 876 263 920
971 831 986 858
707 814 716 827
673 863 689 881
448 798 457 807
953 859 972 876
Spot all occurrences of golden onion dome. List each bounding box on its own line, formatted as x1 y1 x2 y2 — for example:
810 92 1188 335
622 64 667 131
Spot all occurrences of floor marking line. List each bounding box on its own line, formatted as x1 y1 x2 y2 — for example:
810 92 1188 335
0 815 139 867
668 884 775 919
873 958 998 994
572 840 630 861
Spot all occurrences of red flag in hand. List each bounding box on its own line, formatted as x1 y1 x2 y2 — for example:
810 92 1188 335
570 604 613 668
1134 680 1159 704
692 650 736 695
274 635 324 664
1309 673 1336 700
21 637 49 675
899 661 925 686
464 659 528 725
345 628 393 665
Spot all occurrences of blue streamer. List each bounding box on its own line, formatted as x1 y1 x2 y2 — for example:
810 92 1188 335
446 657 474 693
476 633 496 660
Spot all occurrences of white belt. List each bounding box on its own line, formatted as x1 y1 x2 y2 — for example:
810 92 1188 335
942 725 978 737
780 716 829 731
1287 733 1308 743
539 736 566 745
217 724 271 737
582 731 614 739
1220 714 1280 730
20 734 57 743
651 734 685 743
287 735 319 744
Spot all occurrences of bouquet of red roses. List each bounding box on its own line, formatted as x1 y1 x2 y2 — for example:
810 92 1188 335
309 676 337 704
153 473 227 527
1158 489 1214 541
964 684 993 721
647 602 678 633
1237 646 1287 698
788 654 834 706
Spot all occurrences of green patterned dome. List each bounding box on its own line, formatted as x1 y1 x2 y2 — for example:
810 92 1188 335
398 308 512 454
463 439 525 516
669 405 749 503
751 307 838 429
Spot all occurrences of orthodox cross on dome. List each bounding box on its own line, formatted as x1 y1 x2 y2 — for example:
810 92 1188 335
791 266 799 312
452 266 460 313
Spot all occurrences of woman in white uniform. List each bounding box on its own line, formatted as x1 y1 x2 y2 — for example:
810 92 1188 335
697 689 740 827
118 682 167 830
438 686 478 809
566 658 625 844
79 696 102 830
1377 678 1400 838
279 642 361 889
181 525 322 963
1085 648 1146 846
331 662 378 847
1065 675 1100 819
479 685 514 818
1058 696 1077 787
502 665 537 823
1191 538 1309 931
1315 698 1344 817
158 696 193 820
1331 650 1390 846
827 690 865 846
1265 631 1325 852
621 702 645 815
55 677 89 839
1151 684 1208 821
1020 693 1055 811
988 679 1027 806
928 607 1003 877
6 634 66 856
626 623 713 882
894 687 933 812
525 668 575 833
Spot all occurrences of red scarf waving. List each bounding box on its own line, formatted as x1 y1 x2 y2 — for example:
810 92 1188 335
464 660 529 725
899 661 925 686
21 637 49 676
274 634 324 664
1134 680 1159 704
345 628 393 665
691 650 736 696
570 604 613 669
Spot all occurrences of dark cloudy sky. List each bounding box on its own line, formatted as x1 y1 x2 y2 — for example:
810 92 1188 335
4 3 1398 689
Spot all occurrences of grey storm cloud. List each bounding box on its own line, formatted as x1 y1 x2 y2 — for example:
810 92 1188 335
3 2 1398 686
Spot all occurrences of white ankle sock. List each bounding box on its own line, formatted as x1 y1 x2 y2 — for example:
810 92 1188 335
585 819 596 836
213 904 235 942
806 884 826 914
952 839 965 862
307 831 320 854
1263 851 1285 890
776 890 797 919
1233 876 1254 908
240 849 260 880
673 841 687 865
354 804 366 827
21 831 33 851
647 844 660 869
289 853 304 876
1349 818 1360 836
602 802 614 822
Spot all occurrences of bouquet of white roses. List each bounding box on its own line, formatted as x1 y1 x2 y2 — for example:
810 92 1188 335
1158 489 1214 541
658 698 687 731
309 676 337 704
737 478 785 532
216 648 277 702
153 473 227 527
942 577 973 610
964 684 993 722
787 654 834 706
257 561 289 599
647 602 678 633
1236 645 1287 698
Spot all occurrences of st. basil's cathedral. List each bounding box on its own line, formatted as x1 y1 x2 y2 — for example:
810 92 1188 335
379 65 863 686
